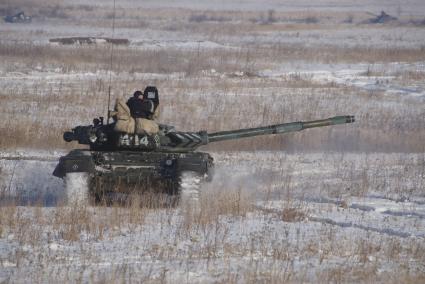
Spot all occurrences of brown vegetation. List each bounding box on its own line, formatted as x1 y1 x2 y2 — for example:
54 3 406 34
1 0 424 282
0 17 423 151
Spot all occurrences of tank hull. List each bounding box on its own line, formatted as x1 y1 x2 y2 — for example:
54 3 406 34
54 149 213 202
54 150 213 178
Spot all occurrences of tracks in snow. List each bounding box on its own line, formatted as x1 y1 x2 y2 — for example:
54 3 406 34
0 155 58 162
179 171 202 215
258 196 425 239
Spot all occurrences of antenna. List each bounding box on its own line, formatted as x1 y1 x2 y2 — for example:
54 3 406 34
106 0 116 124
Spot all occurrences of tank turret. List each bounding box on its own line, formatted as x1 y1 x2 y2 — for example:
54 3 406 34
61 115 355 152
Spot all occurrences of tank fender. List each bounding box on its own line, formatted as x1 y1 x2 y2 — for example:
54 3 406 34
52 152 95 178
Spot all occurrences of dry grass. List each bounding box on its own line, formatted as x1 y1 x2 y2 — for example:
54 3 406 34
1 1 424 282
0 69 424 152
1 41 424 74
1 3 424 152
1 152 424 282
185 185 254 228
0 26 424 151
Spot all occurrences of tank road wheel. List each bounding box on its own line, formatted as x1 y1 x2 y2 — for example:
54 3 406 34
90 175 137 206
65 172 90 206
135 178 181 208
179 171 202 216
89 174 181 208
157 179 181 208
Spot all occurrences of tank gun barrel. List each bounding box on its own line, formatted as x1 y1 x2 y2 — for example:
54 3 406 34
207 115 355 143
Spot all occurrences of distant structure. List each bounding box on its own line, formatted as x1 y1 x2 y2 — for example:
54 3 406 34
49 37 130 45
369 11 397 24
4 12 32 23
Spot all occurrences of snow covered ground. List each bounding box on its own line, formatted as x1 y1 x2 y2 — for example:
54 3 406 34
0 151 424 282
0 0 424 282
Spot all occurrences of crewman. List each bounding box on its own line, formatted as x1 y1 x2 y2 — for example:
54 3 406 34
126 90 155 119
142 86 160 120
125 89 159 135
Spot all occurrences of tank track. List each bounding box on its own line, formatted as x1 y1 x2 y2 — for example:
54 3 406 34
90 173 180 207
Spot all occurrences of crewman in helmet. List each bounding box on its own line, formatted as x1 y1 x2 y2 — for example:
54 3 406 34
126 88 159 135
126 90 155 119
142 86 160 120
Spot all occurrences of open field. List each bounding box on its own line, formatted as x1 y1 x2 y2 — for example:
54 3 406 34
0 0 424 282
0 151 424 282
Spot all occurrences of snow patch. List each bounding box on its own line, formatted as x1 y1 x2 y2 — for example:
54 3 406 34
65 172 89 206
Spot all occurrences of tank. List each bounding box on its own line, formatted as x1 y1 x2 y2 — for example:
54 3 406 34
53 115 355 205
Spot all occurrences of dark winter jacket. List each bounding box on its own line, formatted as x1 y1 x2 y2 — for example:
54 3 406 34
126 97 155 119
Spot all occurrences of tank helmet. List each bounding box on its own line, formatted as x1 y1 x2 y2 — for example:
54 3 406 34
143 86 159 109
133 90 143 98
